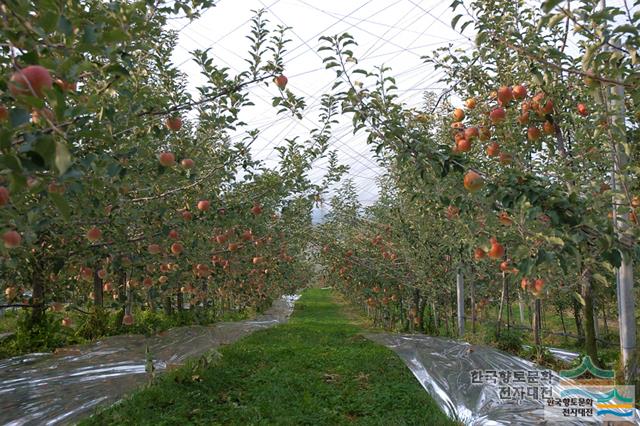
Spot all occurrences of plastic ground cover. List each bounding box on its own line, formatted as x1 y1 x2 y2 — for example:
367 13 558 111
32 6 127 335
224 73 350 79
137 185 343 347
0 295 299 426
365 333 640 425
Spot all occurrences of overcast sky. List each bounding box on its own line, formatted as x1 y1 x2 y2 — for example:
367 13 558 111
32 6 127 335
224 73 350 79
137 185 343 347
166 0 473 210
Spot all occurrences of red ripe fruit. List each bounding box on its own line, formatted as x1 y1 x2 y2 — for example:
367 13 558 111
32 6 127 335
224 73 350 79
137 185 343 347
474 247 486 261
80 267 93 282
274 75 288 90
489 107 506 124
9 65 53 98
251 202 262 215
521 278 529 291
86 227 102 242
3 230 21 249
457 138 471 152
122 313 134 326
527 126 541 141
464 127 479 140
158 152 175 167
497 86 513 105
180 158 194 169
170 242 183 255
0 186 10 207
512 84 527 100
488 237 505 259
452 108 465 122
499 261 510 272
534 279 544 293
181 210 192 221
463 170 484 192
168 229 179 239
166 116 182 131
148 244 162 255
486 142 500 157
543 121 555 135
197 200 210 211
577 103 589 117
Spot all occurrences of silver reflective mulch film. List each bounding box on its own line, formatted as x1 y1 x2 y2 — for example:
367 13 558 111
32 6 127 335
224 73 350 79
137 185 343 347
0 295 300 426
365 333 640 426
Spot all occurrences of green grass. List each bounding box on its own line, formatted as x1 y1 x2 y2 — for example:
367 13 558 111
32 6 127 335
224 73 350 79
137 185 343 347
84 288 456 425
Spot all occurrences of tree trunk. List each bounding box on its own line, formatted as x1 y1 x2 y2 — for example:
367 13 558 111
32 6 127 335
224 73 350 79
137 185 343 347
496 271 507 334
177 290 184 312
470 279 476 334
558 304 567 339
573 297 584 344
517 289 526 325
581 267 599 365
431 301 438 333
418 298 428 333
31 264 45 325
602 303 609 335
456 267 464 337
533 298 542 346
93 266 103 308
163 296 173 316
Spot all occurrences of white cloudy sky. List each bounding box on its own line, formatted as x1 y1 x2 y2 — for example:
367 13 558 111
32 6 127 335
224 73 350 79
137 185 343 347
166 0 474 207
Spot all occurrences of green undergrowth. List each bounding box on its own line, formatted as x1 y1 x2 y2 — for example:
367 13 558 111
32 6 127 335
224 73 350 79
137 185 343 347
84 288 456 425
0 304 258 360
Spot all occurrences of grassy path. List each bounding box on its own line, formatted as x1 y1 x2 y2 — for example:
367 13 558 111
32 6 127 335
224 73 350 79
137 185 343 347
85 288 455 425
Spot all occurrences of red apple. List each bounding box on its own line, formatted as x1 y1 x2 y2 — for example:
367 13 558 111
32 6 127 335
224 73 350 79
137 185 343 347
168 229 179 239
577 103 589 117
9 65 53 98
148 243 162 255
197 200 210 211
170 242 183 255
3 230 21 249
251 202 262 215
489 107 506 124
274 75 288 90
0 186 9 207
158 152 175 167
463 170 484 192
86 227 102 242
512 84 527 100
122 313 134 326
166 116 182 131
497 86 513 105
180 158 194 169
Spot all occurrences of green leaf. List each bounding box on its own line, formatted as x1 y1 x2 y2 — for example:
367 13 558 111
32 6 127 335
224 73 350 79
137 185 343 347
40 11 59 33
58 15 73 36
542 0 564 13
451 14 463 30
54 141 72 175
49 192 71 221
603 249 622 268
34 135 56 166
10 108 30 127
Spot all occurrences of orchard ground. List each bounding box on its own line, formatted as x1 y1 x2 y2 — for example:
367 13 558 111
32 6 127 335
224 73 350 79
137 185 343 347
84 288 456 425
